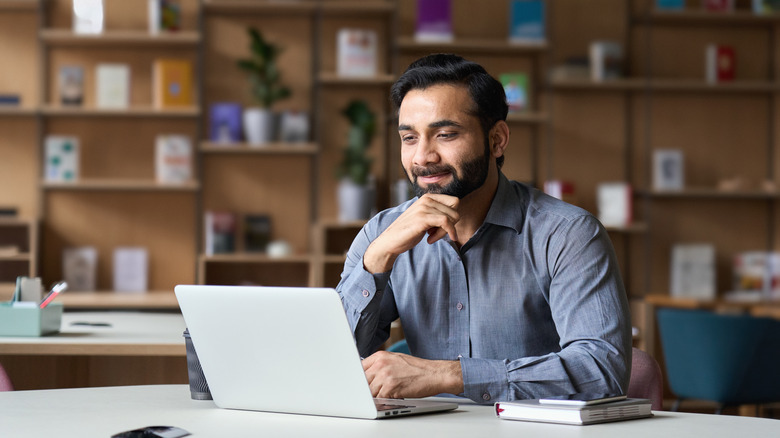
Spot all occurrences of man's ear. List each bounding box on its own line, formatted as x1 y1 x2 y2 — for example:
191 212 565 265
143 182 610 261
490 121 510 158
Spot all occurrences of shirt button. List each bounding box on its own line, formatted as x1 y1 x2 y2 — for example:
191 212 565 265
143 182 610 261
482 393 491 401
361 289 370 298
457 354 463 358
456 302 463 311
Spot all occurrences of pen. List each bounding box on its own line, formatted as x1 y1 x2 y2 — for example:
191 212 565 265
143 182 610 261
39 281 68 309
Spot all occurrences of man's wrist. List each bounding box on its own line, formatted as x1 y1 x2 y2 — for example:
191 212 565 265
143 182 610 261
363 238 397 274
437 360 464 395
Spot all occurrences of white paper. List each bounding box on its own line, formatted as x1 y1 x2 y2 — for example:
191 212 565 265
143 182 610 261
113 247 149 293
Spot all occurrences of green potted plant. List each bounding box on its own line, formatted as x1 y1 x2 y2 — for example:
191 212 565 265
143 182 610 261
336 100 376 221
236 27 291 145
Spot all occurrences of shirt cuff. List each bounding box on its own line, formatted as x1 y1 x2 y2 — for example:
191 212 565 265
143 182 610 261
341 256 391 313
460 357 510 404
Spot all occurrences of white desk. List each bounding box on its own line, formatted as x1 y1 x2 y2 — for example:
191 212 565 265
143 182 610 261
0 312 187 389
1 385 777 437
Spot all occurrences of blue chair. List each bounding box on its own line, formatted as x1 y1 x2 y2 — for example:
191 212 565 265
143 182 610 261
387 339 410 354
0 362 13 391
656 307 780 414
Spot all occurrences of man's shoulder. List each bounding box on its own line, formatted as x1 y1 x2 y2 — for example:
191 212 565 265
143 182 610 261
510 180 596 227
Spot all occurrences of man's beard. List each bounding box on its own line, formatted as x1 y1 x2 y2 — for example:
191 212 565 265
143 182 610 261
409 140 490 199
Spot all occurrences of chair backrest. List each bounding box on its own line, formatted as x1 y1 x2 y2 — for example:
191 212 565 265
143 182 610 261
627 347 663 410
657 307 780 406
0 362 13 391
386 339 410 354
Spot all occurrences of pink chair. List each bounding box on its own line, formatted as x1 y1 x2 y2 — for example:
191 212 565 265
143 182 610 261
628 347 663 410
0 362 13 391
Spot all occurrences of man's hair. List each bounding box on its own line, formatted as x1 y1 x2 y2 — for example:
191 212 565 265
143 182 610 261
390 53 508 169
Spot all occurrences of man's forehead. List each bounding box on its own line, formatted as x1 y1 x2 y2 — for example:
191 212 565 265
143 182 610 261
398 86 476 129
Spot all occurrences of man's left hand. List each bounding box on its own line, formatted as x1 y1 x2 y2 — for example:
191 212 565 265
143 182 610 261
361 351 464 399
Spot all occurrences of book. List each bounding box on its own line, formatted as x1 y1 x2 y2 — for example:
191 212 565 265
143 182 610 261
670 244 716 299
705 44 735 84
656 0 685 10
155 135 192 184
204 211 236 256
597 182 633 228
652 149 684 191
703 0 735 11
96 63 130 109
44 135 80 182
732 251 780 297
58 65 84 106
209 102 243 143
337 28 378 77
113 247 148 293
63 246 98 292
590 40 623 81
495 398 652 425
153 58 194 108
500 73 530 113
508 0 546 44
415 0 453 42
148 0 181 34
753 0 780 13
243 215 272 253
0 94 21 106
543 180 576 205
72 0 104 35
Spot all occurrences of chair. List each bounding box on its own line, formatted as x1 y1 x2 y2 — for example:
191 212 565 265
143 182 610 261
628 347 664 410
657 307 780 414
0 362 13 391
386 338 410 354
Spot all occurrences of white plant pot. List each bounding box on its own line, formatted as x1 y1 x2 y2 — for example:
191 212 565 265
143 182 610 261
243 108 276 146
338 178 376 222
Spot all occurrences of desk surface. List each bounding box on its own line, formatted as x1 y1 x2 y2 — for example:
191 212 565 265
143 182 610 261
1 385 777 437
0 311 186 356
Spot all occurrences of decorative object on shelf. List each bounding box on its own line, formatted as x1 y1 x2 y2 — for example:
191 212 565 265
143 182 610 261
508 0 546 44
243 214 272 253
705 44 735 84
548 56 590 81
149 0 181 34
543 180 576 205
336 100 376 222
703 0 735 12
95 63 130 109
415 0 453 42
113 247 148 293
44 135 80 182
153 58 194 108
753 0 780 14
58 65 84 106
155 134 192 184
589 40 623 82
278 110 309 143
500 72 529 113
392 178 413 206
0 94 20 106
63 246 98 292
72 0 104 35
209 102 243 144
652 149 684 191
267 240 292 259
204 211 236 256
337 28 378 77
732 251 780 300
670 243 716 300
656 0 685 10
236 27 292 145
597 182 633 228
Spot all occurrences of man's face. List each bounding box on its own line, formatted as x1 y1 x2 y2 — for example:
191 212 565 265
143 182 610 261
398 84 491 199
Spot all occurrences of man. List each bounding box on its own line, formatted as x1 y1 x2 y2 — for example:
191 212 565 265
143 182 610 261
336 54 631 404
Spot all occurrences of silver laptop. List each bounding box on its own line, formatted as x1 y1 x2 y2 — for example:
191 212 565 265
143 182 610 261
174 285 458 419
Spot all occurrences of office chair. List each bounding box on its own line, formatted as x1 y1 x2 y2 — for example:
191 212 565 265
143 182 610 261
627 347 664 410
386 338 410 355
657 307 780 414
0 362 13 391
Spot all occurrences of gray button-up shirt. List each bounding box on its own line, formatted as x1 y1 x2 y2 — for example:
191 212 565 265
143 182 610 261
337 173 631 403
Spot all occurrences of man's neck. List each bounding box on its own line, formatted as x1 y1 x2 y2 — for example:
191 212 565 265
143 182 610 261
452 171 499 247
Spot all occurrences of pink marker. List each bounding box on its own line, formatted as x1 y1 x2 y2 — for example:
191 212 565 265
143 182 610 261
39 281 68 309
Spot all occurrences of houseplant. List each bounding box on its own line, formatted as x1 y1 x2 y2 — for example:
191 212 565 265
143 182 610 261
336 100 376 221
236 27 291 145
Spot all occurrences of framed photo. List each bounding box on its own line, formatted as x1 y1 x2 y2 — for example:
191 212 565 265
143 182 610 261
653 149 684 191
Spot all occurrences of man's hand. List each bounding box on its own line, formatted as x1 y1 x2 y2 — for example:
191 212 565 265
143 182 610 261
362 351 464 399
363 194 460 274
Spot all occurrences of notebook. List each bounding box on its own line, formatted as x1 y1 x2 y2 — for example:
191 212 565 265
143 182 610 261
174 285 458 419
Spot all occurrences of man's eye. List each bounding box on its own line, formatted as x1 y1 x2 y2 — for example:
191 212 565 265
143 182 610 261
439 132 456 139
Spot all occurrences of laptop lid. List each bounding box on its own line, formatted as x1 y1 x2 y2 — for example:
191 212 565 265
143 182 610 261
174 285 457 419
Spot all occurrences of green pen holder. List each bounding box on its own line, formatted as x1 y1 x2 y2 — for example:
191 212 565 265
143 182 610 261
0 301 63 336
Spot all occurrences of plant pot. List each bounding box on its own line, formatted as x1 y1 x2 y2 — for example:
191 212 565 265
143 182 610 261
337 178 375 222
243 107 276 145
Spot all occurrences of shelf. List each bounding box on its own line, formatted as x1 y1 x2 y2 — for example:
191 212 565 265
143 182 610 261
551 78 780 93
41 105 200 118
0 106 37 116
201 142 318 155
397 36 548 54
318 72 396 86
204 0 318 14
506 112 549 124
57 291 181 310
0 252 31 262
321 1 396 15
640 10 780 27
42 179 200 192
550 78 647 91
644 188 779 199
200 253 314 264
40 29 201 47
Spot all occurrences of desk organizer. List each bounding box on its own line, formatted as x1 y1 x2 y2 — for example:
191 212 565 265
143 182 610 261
0 302 63 336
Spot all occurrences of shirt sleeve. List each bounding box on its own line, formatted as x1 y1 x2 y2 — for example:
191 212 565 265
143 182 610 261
460 215 632 404
336 223 398 357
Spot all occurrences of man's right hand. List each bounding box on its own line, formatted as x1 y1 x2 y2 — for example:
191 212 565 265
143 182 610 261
363 194 460 274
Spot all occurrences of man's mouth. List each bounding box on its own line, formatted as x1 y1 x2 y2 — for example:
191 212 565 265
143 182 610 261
417 172 451 185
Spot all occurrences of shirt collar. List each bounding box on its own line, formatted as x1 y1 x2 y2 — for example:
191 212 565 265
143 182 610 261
483 172 526 234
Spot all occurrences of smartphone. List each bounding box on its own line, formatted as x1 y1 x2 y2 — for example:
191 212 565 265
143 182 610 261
539 393 627 406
